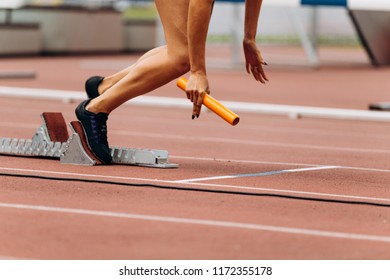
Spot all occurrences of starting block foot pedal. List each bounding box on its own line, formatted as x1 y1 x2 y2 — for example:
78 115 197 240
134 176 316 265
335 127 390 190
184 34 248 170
32 112 70 144
42 112 69 142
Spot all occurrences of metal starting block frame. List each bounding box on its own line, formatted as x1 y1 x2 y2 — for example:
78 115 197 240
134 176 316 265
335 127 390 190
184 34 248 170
0 112 178 168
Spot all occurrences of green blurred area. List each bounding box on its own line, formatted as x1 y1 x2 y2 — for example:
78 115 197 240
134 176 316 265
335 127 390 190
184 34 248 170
122 7 359 47
122 5 157 20
207 34 360 47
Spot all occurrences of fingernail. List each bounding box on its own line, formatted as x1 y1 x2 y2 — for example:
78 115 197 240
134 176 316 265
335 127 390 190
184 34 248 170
192 115 195 120
196 114 199 118
262 61 268 65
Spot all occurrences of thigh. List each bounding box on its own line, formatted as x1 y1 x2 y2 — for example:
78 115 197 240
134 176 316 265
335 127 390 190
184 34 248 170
155 0 190 55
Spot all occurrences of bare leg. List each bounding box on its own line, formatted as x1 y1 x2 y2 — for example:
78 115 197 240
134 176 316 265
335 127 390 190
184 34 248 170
98 45 167 94
88 0 190 114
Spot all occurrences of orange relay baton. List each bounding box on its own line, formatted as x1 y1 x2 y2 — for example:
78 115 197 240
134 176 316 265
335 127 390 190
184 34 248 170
176 77 240 126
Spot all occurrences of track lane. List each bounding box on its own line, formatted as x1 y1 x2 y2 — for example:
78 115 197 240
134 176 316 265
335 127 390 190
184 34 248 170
1 177 390 259
1 52 390 260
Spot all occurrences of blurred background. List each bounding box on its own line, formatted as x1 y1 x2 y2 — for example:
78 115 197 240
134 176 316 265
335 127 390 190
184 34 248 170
1 0 388 67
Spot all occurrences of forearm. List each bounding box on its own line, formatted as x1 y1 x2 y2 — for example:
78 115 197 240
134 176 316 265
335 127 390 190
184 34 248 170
244 0 263 41
187 0 214 74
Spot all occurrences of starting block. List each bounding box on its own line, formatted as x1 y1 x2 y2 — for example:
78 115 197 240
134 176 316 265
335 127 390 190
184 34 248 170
369 102 390 111
0 112 178 168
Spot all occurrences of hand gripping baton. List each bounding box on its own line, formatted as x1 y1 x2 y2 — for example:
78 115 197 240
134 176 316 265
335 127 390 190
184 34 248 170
176 77 240 126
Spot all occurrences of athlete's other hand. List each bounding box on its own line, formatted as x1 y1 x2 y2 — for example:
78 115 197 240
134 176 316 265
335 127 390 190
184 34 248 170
243 38 268 83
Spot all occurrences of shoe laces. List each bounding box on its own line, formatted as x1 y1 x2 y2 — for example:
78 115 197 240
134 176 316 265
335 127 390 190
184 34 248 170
89 113 108 146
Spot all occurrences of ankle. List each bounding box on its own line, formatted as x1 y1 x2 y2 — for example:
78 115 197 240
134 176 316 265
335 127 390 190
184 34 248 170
86 99 110 114
99 77 114 95
97 78 106 95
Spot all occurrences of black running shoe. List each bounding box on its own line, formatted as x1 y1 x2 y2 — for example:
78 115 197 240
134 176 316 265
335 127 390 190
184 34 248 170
85 76 104 99
75 99 112 164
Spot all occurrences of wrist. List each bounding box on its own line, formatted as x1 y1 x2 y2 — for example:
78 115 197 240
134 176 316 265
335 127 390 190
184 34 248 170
243 36 256 44
190 68 207 76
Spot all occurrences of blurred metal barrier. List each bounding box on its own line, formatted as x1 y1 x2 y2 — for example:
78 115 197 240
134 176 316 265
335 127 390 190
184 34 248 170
209 0 335 68
1 0 389 67
346 1 390 110
348 9 390 66
0 0 28 24
29 0 116 8
215 0 390 67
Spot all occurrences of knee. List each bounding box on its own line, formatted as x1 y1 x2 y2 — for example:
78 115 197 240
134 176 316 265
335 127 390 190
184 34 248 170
172 53 190 75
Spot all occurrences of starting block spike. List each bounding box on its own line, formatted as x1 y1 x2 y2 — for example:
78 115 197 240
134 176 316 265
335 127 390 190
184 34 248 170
0 112 178 168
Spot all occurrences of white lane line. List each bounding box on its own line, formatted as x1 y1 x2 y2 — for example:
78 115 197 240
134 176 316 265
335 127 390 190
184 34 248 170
0 256 25 260
171 155 390 174
1 202 390 243
0 167 162 184
172 155 321 167
2 86 390 122
174 166 340 183
1 166 390 203
2 117 390 141
187 181 390 203
112 130 390 155
0 87 84 102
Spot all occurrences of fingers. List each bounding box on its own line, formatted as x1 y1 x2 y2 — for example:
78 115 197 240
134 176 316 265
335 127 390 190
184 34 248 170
243 42 269 83
186 90 205 119
245 56 268 83
258 65 269 82
192 103 202 119
250 64 267 84
185 73 209 119
192 91 205 118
